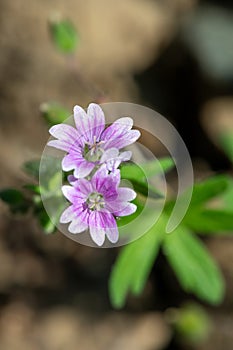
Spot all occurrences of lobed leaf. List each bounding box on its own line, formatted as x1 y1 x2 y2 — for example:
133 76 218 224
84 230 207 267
183 209 233 233
109 214 166 308
163 226 225 305
120 158 173 199
188 175 230 207
120 157 174 183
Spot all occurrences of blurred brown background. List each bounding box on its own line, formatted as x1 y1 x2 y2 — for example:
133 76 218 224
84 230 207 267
0 0 233 349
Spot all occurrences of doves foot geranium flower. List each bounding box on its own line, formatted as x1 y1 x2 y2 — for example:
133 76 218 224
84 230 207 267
60 167 137 246
47 103 140 178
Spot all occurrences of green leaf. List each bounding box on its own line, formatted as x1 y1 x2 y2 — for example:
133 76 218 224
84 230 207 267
128 179 164 199
183 209 233 233
23 160 41 180
220 177 233 210
189 175 230 207
219 131 233 162
23 184 41 194
37 209 56 234
120 158 172 199
120 162 145 182
120 157 174 182
182 175 233 233
0 188 29 213
40 102 71 126
109 214 166 309
39 157 62 191
36 156 64 234
48 171 62 192
0 188 24 205
49 18 79 54
163 226 225 304
148 157 175 176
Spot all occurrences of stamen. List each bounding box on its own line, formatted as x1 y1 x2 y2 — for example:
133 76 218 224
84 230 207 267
83 136 105 162
86 192 105 211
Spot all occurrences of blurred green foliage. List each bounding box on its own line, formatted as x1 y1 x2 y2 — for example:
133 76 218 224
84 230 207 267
219 131 233 163
109 127 233 308
0 188 29 213
49 18 79 54
40 102 71 126
167 302 211 344
109 175 233 308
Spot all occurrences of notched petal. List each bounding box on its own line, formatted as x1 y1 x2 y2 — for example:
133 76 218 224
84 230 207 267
68 219 88 234
114 202 137 217
61 185 76 202
60 205 75 223
117 187 136 201
87 103 105 140
73 162 95 178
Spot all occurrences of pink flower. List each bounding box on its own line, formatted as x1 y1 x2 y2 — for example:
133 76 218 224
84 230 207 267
48 103 140 178
60 167 137 246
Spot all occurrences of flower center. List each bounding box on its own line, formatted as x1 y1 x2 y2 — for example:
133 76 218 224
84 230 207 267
86 192 105 211
83 136 105 162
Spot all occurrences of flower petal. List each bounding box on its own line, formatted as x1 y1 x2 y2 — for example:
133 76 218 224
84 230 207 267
106 227 119 244
100 148 119 163
63 205 89 234
92 167 120 198
72 178 93 196
68 219 88 234
89 211 106 246
119 150 132 161
73 103 105 143
101 117 140 149
105 200 128 214
100 149 132 171
67 175 94 197
106 130 141 149
113 202 137 217
104 214 119 243
117 187 136 201
67 175 78 186
106 199 137 216
100 148 121 171
62 152 83 171
73 105 87 129
47 139 70 152
73 105 90 141
91 166 108 190
60 204 89 233
60 205 76 223
48 124 81 152
73 161 95 178
62 185 86 203
103 117 134 138
87 103 105 141
88 210 118 245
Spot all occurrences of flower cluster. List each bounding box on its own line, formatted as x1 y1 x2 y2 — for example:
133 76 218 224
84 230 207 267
48 103 140 246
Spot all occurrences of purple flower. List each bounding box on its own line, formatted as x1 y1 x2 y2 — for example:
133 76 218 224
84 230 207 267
47 103 140 178
60 167 137 246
